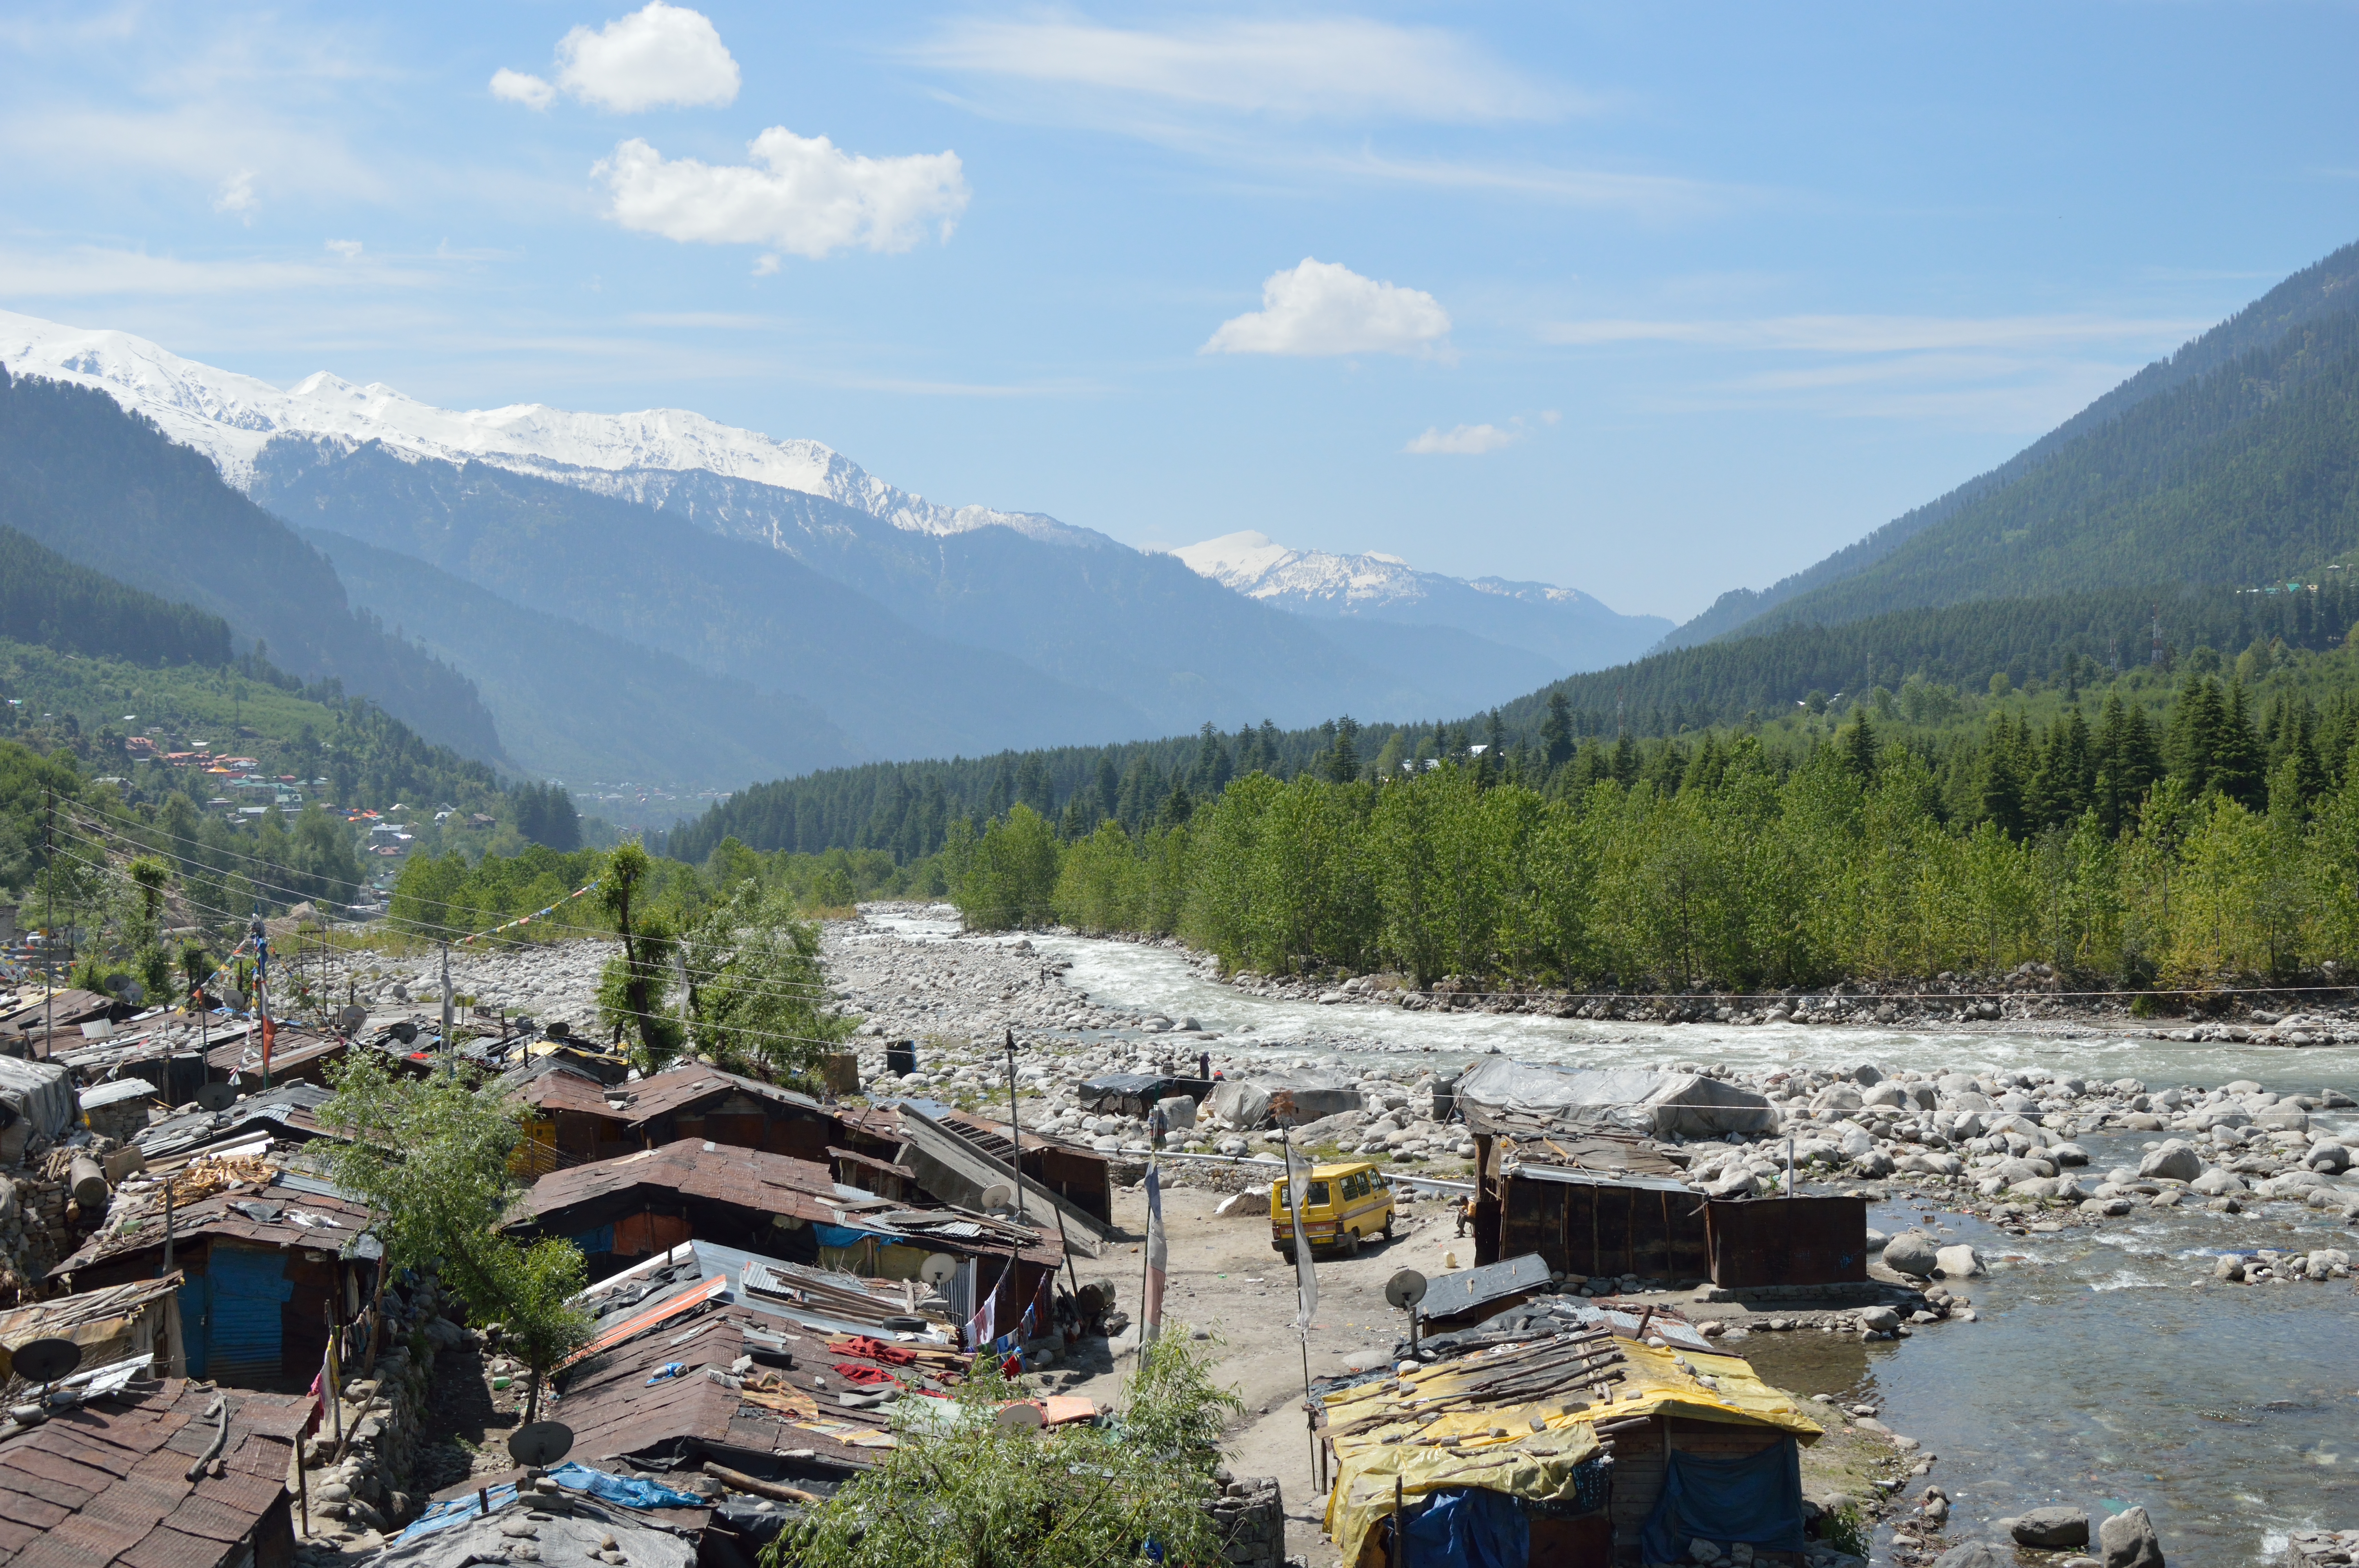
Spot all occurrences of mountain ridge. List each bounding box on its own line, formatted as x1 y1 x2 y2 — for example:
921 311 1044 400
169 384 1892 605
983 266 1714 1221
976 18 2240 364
1659 238 2359 650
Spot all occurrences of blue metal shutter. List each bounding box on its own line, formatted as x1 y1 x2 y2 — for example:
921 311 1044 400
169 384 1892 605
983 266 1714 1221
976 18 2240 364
204 1243 293 1386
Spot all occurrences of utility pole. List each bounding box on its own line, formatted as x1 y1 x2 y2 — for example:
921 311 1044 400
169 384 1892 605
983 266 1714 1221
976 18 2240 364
439 940 454 1071
41 783 53 1059
1003 1026 1026 1223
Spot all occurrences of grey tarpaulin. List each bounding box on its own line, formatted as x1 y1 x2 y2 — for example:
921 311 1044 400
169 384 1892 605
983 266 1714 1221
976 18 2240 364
1204 1071 1364 1129
1452 1060 1777 1140
0 1056 76 1163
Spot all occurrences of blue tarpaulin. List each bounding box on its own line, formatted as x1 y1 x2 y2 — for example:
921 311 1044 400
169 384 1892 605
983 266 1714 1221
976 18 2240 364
395 1465 706 1543
545 1462 705 1509
1639 1438 1805 1564
1403 1488 1530 1568
812 1223 880 1248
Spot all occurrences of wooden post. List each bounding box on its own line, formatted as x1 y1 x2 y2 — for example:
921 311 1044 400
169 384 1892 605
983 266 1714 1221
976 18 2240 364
1394 1475 1408 1568
294 1439 309 1537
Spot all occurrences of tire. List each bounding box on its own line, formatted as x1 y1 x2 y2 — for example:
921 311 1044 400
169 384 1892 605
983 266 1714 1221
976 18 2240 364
1381 1215 1395 1242
1343 1228 1361 1258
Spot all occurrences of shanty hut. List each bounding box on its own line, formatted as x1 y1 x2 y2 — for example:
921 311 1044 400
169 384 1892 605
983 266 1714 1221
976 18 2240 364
0 1273 189 1382
509 1139 1067 1329
507 1063 846 1175
884 1103 1115 1246
1460 1069 1865 1290
50 1167 380 1390
133 1083 336 1172
1318 1298 1821 1567
0 1374 312 1568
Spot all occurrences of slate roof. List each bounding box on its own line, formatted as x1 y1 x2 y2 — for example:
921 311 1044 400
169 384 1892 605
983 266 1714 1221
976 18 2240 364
0 1376 308 1568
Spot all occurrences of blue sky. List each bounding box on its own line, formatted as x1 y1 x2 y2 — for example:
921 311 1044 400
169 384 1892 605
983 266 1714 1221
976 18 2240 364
3 3 2355 623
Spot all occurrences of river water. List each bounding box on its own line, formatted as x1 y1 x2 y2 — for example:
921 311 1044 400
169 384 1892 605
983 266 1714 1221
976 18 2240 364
863 908 2359 1564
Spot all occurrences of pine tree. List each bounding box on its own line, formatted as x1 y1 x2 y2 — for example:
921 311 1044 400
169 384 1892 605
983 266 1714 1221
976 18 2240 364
1539 690 1574 769
1328 716 1361 783
1840 713 1878 782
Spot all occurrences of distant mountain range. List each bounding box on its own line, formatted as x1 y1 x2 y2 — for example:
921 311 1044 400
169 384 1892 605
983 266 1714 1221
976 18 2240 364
1173 531 1669 672
0 310 1661 798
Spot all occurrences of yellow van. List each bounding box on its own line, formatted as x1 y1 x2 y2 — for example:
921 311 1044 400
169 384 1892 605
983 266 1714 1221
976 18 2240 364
1270 1161 1395 1257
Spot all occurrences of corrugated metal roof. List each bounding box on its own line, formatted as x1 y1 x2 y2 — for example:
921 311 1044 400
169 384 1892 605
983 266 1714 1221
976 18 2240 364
0 1376 309 1567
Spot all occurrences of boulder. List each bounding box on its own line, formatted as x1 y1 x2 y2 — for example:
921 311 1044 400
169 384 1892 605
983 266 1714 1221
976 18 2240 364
2012 1507 2091 1548
2138 1141 2203 1183
1882 1230 1939 1278
1932 1544 2010 1568
2099 1505 2165 1568
1856 1306 1901 1332
1935 1244 1985 1279
2306 1142 2351 1174
2188 1168 2245 1197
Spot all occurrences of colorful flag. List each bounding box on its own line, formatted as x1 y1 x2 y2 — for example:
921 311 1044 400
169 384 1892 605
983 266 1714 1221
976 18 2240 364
1283 1130 1318 1340
1142 1158 1167 1344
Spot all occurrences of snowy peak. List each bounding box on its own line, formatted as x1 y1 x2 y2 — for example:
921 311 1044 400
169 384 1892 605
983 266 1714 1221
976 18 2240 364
0 307 1084 544
1170 528 1669 673
1174 529 1564 613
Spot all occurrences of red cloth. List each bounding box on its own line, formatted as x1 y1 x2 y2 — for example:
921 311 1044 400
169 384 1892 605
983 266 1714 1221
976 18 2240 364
833 1363 900 1387
830 1336 916 1366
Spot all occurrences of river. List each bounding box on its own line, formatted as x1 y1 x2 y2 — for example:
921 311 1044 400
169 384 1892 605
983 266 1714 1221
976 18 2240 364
862 908 2359 1564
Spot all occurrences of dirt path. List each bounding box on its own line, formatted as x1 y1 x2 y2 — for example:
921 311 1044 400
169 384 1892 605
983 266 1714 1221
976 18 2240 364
1057 1184 1473 1564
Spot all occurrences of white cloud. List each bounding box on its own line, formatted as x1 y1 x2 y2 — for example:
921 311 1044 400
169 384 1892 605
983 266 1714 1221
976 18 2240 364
325 238 363 260
1405 422 1519 456
914 17 1564 123
594 130 969 258
1202 259 1450 358
213 169 257 222
556 2 738 112
490 68 556 110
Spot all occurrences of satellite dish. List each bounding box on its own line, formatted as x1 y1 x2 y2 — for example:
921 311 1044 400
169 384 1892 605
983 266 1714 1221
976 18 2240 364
392 1020 418 1045
1384 1269 1428 1311
918 1253 958 1287
196 1082 237 1113
978 1183 1014 1211
507 1421 575 1468
11 1338 81 1385
338 1005 367 1033
993 1402 1045 1431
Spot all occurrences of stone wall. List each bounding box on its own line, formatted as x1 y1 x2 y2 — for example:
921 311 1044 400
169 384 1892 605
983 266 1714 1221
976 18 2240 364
1209 1473 1284 1568
298 1281 445 1546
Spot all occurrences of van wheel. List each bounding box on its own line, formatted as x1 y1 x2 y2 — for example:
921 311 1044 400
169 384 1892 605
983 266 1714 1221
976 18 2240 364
1343 1229 1361 1258
1381 1216 1394 1242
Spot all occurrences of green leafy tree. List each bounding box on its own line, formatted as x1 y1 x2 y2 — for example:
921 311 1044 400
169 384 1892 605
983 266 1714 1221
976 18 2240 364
596 841 686 1067
318 1052 591 1421
775 1328 1242 1568
681 880 852 1079
956 804 1061 931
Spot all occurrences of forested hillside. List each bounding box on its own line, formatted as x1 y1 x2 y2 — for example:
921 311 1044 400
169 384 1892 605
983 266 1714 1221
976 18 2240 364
0 366 507 764
1665 239 2359 648
0 524 232 667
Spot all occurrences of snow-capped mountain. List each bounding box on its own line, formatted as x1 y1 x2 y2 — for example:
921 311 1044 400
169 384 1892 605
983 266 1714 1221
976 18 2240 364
1172 531 1670 673
0 308 1087 545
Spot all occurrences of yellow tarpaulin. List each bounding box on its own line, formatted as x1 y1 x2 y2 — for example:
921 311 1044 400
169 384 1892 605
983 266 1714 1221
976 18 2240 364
1321 1335 1822 1568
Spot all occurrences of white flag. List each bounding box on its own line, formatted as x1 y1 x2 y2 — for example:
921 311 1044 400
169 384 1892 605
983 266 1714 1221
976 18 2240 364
1284 1132 1318 1339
